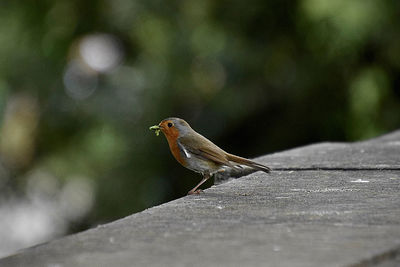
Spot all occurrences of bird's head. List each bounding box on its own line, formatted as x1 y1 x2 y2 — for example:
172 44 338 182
150 117 192 139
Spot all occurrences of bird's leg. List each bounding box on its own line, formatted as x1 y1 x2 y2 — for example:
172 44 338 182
188 173 210 195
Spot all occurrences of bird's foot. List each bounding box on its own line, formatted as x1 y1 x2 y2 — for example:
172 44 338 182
187 189 203 195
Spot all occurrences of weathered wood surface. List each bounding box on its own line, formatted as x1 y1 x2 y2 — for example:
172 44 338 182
1 131 399 267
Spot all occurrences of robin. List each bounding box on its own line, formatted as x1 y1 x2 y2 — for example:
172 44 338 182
150 118 270 195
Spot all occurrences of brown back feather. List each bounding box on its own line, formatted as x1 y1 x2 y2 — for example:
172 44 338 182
179 131 270 172
226 153 271 173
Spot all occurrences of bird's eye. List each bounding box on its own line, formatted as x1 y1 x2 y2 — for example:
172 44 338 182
167 122 173 128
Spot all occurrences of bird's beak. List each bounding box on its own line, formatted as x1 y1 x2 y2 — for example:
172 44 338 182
149 125 161 136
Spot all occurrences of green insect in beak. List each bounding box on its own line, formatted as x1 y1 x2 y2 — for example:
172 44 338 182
149 125 161 136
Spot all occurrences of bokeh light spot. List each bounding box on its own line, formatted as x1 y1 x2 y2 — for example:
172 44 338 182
63 60 98 100
79 34 123 73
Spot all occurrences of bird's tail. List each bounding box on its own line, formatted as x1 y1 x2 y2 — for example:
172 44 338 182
226 153 271 173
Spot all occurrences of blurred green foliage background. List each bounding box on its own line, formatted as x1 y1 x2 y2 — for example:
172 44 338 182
0 0 399 257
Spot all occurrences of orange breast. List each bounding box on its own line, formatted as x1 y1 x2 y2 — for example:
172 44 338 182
164 129 186 166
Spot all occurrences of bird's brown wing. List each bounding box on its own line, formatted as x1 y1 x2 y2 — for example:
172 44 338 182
179 132 271 173
178 133 234 167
